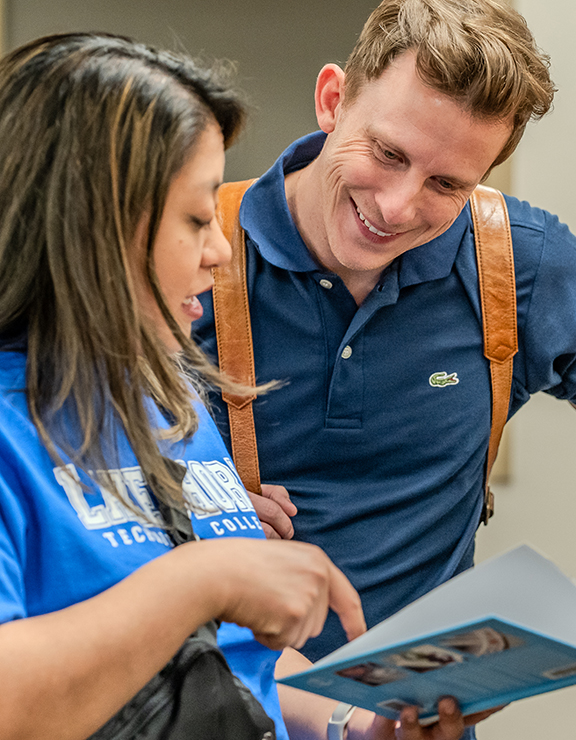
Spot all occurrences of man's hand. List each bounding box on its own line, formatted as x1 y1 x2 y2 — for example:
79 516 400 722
277 649 505 740
352 698 505 740
247 484 297 539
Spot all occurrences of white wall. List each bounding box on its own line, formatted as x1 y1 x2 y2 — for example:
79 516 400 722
475 3 576 738
475 398 576 738
511 0 576 232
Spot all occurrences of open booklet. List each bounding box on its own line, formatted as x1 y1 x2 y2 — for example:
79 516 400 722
277 545 576 724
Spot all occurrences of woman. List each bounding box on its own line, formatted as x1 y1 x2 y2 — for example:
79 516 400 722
0 32 480 740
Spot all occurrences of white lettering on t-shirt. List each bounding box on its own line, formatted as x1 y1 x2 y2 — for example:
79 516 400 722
53 464 109 529
131 525 146 543
123 467 163 525
210 521 225 536
145 527 161 543
117 528 133 546
99 470 131 526
188 461 237 513
54 458 261 545
180 465 220 517
206 460 252 511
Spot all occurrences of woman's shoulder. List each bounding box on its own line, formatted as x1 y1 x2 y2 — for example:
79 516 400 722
0 350 27 411
0 352 44 470
0 347 26 378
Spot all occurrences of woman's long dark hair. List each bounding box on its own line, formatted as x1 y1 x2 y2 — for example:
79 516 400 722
0 33 249 504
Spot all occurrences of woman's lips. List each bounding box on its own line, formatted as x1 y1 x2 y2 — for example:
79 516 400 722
182 295 204 321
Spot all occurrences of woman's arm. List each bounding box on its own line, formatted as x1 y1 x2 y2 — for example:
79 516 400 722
0 538 364 740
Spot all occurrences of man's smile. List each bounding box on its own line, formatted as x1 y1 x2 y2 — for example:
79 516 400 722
355 204 396 237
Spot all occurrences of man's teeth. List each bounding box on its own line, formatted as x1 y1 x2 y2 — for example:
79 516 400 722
356 207 394 237
183 297 195 305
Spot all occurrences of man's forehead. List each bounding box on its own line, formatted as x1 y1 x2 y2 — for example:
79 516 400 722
343 50 512 127
342 56 512 140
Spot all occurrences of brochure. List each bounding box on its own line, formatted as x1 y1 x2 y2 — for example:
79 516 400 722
277 546 576 724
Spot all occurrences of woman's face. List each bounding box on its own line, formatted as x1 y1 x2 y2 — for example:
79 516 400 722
132 122 231 352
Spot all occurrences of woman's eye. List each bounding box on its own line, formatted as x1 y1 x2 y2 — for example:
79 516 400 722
383 149 398 160
189 215 211 229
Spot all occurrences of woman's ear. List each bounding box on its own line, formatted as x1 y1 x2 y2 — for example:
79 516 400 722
314 64 346 134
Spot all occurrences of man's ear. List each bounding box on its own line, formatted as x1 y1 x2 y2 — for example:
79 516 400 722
314 64 346 134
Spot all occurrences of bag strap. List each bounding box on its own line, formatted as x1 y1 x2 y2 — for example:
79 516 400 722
213 181 518 523
469 185 518 524
213 180 261 494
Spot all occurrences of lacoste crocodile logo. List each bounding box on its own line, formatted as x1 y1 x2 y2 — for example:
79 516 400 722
429 371 459 387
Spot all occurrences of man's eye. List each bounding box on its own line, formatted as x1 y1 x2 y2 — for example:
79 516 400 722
437 178 455 191
373 143 400 163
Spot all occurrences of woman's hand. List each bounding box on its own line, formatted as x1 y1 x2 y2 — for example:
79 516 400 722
200 538 365 649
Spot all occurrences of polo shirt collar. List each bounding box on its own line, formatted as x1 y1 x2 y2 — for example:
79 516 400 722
398 210 468 289
239 132 324 272
239 130 469 285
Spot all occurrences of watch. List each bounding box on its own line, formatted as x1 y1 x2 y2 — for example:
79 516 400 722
327 702 357 740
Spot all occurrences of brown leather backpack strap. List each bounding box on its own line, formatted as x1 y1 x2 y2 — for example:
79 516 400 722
469 184 518 524
213 180 261 493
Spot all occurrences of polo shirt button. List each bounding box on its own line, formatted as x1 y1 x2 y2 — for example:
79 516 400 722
319 279 333 289
341 345 353 359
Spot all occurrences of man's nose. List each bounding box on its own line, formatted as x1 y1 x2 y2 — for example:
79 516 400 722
374 180 421 228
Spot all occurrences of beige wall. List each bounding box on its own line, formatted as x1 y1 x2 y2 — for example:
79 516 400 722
476 1 576 737
5 0 378 181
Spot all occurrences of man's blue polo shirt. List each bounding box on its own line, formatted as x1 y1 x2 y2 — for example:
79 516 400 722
195 131 576 662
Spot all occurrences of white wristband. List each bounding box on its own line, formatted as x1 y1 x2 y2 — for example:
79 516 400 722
327 702 357 740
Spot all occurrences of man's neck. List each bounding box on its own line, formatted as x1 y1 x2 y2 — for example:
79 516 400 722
284 164 382 306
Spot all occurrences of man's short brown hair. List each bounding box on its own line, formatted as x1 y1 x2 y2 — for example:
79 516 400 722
344 0 555 167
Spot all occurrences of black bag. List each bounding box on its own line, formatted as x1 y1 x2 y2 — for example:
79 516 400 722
89 622 275 740
89 483 276 740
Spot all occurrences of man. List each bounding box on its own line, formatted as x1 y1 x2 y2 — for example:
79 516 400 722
196 0 565 668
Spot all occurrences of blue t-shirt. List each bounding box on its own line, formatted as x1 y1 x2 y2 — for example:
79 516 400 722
195 131 576 664
0 350 287 740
